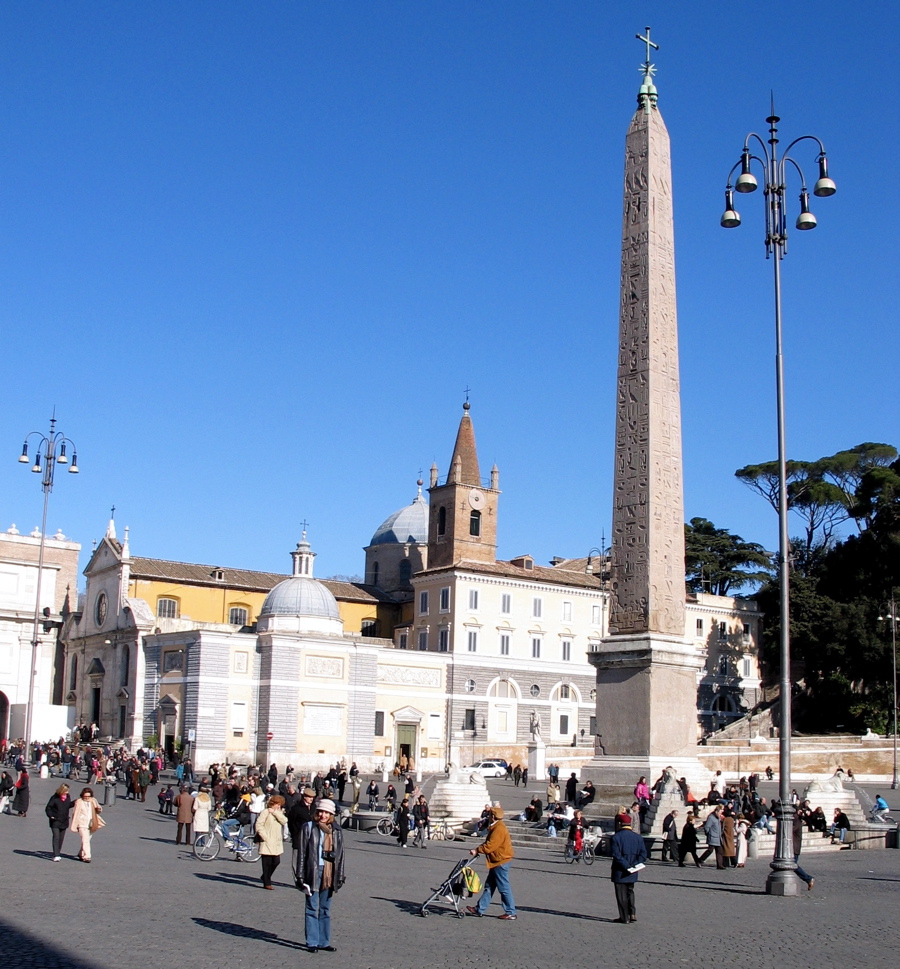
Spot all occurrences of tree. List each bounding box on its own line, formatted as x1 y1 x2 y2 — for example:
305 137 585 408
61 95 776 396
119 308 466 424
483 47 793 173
684 517 771 596
735 443 897 560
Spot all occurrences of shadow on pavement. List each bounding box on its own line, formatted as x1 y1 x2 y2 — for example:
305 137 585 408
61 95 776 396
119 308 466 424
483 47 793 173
371 895 431 916
193 871 268 888
651 880 766 896
0 917 100 968
191 918 305 949
12 849 53 861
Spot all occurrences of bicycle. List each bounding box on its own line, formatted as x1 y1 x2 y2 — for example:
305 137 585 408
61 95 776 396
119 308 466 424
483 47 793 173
564 841 595 865
193 815 260 863
429 818 454 841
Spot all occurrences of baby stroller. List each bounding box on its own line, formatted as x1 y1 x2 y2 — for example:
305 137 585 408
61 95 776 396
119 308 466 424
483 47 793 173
419 857 480 918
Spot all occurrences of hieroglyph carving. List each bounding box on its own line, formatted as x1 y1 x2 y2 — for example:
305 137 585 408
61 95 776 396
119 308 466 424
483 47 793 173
608 105 686 638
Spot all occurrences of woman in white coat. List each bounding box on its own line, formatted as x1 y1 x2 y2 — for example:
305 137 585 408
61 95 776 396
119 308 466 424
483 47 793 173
192 790 212 842
69 787 103 862
735 814 750 867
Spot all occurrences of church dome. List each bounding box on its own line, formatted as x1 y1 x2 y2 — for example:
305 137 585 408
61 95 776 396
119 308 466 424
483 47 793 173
257 533 343 635
370 484 428 546
260 576 340 621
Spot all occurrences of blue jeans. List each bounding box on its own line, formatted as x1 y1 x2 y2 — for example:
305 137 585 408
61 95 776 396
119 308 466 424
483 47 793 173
794 855 812 884
221 819 241 841
305 868 333 948
476 862 516 916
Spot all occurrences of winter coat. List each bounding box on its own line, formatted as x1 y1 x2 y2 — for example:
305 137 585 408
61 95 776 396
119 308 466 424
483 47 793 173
175 792 194 823
473 818 514 869
45 793 74 829
12 773 30 813
192 793 212 834
293 820 346 893
703 812 723 847
610 828 648 883
255 807 287 856
721 816 736 857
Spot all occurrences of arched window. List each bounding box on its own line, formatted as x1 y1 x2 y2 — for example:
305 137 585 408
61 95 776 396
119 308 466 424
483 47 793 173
69 655 78 691
229 606 249 626
469 510 481 536
157 597 179 619
121 645 130 687
398 560 412 584
437 506 446 536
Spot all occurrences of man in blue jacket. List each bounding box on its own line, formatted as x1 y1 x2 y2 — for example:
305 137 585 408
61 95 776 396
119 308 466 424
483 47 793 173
610 812 648 924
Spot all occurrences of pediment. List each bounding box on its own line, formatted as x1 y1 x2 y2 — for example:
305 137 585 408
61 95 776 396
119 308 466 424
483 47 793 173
391 704 425 723
116 687 129 699
158 693 179 710
65 690 77 703
86 658 105 676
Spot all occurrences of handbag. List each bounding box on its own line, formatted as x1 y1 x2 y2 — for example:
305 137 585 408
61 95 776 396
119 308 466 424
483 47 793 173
90 810 106 833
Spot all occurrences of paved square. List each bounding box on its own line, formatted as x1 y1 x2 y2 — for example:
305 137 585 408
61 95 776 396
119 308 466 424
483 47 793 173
1 775 897 969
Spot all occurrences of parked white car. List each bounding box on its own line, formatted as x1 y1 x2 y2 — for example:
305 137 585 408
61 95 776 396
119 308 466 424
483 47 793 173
464 760 508 778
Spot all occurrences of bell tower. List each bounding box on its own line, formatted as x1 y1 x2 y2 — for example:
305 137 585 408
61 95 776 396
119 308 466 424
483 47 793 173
427 402 500 568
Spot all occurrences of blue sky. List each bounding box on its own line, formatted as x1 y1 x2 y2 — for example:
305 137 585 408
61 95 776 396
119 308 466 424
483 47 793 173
1 2 896 584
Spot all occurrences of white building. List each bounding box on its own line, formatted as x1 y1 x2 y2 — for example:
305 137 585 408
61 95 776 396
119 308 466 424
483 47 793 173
0 524 80 742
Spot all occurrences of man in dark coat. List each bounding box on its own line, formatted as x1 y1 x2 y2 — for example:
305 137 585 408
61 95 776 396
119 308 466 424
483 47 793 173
661 809 679 862
699 806 725 869
565 773 578 803
288 788 317 846
610 813 648 923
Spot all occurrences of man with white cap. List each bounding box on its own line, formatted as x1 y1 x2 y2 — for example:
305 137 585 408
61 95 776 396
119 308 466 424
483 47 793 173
293 797 346 952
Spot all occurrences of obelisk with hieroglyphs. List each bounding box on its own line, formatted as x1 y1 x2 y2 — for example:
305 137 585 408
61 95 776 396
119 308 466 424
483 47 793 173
584 30 705 805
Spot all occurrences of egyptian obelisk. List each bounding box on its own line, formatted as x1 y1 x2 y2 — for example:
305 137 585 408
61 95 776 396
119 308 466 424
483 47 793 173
584 30 705 806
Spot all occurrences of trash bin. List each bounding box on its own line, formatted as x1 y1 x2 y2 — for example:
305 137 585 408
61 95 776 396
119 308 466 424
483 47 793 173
104 780 117 807
40 764 49 780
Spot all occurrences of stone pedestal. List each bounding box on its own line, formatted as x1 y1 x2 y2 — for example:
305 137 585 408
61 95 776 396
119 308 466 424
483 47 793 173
429 776 492 824
527 741 547 782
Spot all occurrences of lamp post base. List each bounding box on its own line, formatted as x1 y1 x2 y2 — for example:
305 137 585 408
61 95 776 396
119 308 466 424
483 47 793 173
765 870 801 896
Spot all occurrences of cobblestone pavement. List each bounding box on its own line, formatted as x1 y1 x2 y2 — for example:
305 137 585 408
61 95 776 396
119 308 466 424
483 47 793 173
1 775 897 969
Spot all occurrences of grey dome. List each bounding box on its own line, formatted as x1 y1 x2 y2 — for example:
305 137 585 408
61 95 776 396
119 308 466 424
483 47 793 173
260 576 341 620
370 491 428 546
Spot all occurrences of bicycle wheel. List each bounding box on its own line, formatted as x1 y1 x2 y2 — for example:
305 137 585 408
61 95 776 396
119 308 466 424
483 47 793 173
564 843 576 864
193 833 221 861
376 817 394 836
583 844 595 866
235 838 260 863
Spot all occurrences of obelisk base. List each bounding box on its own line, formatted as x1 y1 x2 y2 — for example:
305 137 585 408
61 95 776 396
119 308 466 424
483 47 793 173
584 632 709 814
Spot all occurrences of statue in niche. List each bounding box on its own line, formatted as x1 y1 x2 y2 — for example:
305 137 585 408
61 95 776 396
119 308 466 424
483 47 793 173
530 710 543 742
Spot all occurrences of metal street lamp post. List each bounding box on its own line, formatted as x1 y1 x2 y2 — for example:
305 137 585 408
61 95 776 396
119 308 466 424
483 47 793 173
17 415 79 759
720 107 836 896
877 595 899 790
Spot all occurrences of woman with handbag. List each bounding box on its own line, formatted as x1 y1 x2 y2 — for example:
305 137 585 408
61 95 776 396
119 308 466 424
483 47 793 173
256 794 287 889
70 787 104 862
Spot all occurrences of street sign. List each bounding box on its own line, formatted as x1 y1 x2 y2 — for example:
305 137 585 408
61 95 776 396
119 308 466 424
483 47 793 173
266 731 274 741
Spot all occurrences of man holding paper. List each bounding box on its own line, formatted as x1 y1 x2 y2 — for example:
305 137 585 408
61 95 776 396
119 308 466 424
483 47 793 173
610 812 648 924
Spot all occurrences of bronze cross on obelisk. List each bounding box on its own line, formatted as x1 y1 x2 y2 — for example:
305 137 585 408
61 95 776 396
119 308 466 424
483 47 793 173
636 25 658 72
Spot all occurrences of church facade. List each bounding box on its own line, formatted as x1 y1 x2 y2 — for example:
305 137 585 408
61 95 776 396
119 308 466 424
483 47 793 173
61 404 762 773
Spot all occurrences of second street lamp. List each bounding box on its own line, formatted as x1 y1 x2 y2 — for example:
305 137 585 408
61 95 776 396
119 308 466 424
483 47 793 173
720 105 836 897
877 595 899 790
17 414 80 758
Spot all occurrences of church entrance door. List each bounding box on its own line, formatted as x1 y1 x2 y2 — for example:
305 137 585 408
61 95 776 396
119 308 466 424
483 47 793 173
396 723 417 772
